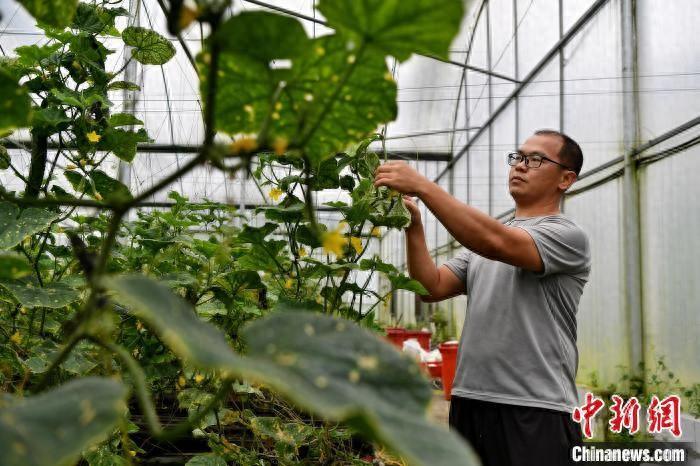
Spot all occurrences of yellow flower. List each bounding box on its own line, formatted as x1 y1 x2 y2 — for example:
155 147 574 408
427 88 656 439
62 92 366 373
94 192 103 201
284 278 294 289
322 227 348 257
128 450 137 457
298 247 307 257
194 373 205 384
10 331 21 345
65 163 78 170
229 135 258 155
272 137 288 156
79 159 87 167
268 188 284 202
177 375 186 388
349 236 363 254
86 131 101 143
371 227 382 238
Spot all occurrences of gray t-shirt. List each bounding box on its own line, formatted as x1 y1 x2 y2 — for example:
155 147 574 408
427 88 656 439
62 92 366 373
444 213 591 413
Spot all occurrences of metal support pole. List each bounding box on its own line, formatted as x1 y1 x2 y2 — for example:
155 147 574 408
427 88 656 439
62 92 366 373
118 0 140 189
620 0 644 381
486 0 494 216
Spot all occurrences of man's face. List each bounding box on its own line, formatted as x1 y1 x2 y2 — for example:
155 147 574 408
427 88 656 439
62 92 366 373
508 133 571 202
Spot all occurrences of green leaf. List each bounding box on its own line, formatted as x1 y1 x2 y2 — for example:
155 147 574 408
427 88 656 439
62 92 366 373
0 146 10 170
249 416 313 447
102 274 247 369
257 196 306 223
0 253 32 280
388 274 428 295
71 3 126 35
0 70 32 132
201 11 397 165
18 0 79 28
0 278 81 308
108 113 144 127
32 107 71 131
317 0 465 61
65 169 133 202
295 223 325 249
101 275 476 466
100 127 150 162
359 256 398 275
185 456 227 466
49 88 82 108
0 377 128 466
0 202 59 249
107 80 140 91
241 311 478 466
122 26 176 65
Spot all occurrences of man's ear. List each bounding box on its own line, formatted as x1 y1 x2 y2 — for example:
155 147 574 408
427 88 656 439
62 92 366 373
559 171 577 192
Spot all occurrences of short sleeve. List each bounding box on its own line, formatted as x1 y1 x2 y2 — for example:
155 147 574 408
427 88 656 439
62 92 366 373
443 249 472 283
515 218 591 278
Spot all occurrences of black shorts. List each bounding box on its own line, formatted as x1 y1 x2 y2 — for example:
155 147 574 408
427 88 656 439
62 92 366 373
449 396 583 466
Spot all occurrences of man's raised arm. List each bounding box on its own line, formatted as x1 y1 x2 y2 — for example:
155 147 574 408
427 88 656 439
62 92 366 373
403 196 465 302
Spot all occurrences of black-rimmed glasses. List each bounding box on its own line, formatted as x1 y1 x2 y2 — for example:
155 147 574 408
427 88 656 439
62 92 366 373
506 151 572 170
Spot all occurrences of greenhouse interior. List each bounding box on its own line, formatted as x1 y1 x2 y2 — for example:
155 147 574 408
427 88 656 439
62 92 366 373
0 0 698 464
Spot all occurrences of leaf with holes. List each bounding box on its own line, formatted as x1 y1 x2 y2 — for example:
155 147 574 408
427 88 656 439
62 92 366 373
0 278 80 308
122 26 176 65
0 202 59 250
0 377 128 466
317 0 465 61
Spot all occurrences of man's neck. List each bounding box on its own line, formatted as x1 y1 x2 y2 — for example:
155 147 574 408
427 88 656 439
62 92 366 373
513 200 561 218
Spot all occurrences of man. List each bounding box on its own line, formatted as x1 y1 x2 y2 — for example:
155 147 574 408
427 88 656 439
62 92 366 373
374 130 591 466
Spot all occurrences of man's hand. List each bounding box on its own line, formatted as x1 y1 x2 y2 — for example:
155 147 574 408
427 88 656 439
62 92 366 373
374 161 431 195
402 195 422 228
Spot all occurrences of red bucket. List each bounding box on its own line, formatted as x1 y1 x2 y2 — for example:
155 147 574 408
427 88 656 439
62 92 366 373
385 327 406 349
426 360 442 379
404 330 431 351
439 341 459 400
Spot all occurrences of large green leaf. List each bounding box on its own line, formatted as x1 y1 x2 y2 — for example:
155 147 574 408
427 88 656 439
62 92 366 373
122 27 176 65
102 275 247 369
201 11 397 165
0 377 128 466
0 202 59 249
0 278 81 308
317 0 465 61
101 275 477 466
0 70 32 132
18 0 79 28
241 311 478 466
0 252 32 280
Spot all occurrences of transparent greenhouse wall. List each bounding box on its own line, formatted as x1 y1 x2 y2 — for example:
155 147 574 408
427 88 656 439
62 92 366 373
377 0 700 398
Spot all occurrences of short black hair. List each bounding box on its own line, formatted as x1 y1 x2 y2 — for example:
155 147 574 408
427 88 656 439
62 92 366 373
534 129 583 176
